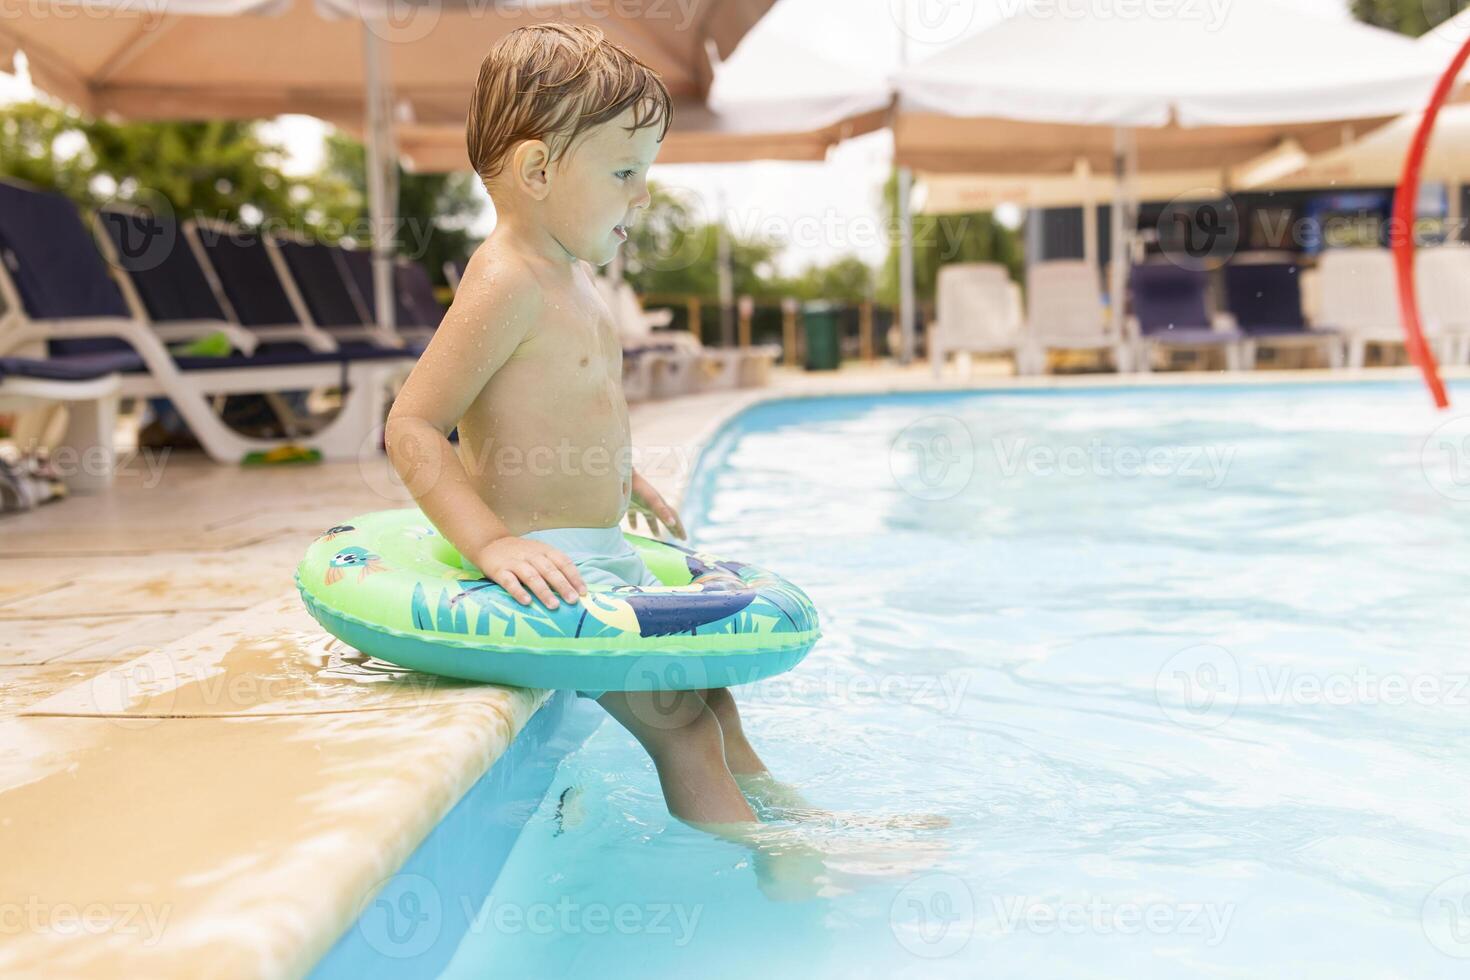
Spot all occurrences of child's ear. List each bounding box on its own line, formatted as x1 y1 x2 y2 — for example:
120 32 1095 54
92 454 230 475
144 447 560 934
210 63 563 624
511 139 552 200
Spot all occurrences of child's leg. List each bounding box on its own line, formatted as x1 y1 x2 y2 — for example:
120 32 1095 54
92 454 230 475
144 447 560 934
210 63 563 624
597 689 756 826
699 687 821 815
699 687 767 775
702 686 951 831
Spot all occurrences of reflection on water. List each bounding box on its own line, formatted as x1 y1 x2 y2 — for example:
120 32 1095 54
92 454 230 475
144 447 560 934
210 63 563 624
444 383 1470 978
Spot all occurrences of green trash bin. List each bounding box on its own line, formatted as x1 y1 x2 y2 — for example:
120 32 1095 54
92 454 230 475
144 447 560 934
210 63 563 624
802 301 840 371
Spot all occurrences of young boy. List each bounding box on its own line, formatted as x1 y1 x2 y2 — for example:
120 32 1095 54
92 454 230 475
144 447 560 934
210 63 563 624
386 26 941 896
384 23 774 831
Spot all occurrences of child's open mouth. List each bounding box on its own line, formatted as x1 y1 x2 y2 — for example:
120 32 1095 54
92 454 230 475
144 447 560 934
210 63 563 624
613 224 628 242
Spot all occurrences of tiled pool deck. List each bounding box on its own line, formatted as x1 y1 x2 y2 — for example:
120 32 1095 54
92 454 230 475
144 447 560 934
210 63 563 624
1 360 1456 975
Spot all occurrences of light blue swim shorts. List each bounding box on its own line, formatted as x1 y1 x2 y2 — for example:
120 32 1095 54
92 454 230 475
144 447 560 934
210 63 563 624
519 524 662 701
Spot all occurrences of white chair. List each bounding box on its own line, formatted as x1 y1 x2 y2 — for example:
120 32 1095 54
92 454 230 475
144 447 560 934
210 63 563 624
0 357 121 493
1024 260 1132 373
1318 247 1456 368
1415 245 1470 365
929 263 1032 376
591 274 699 400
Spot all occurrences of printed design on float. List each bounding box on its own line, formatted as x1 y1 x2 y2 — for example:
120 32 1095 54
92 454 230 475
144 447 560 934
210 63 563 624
303 510 818 642
324 546 386 585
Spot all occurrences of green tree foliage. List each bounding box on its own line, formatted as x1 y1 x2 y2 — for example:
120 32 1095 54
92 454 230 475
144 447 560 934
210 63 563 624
782 254 876 303
877 170 1024 304
0 100 353 231
321 132 486 287
1351 0 1464 36
0 102 485 287
620 184 784 298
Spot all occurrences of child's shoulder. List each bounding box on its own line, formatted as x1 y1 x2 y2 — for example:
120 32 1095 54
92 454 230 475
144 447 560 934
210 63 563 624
459 241 543 301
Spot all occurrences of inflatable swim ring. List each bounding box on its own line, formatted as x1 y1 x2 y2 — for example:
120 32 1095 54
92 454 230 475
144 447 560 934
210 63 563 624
295 509 820 691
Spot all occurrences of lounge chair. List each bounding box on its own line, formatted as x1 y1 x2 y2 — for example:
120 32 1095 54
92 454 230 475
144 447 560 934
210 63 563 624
337 246 435 344
1128 263 1247 371
0 355 122 492
0 179 411 464
929 262 1032 376
1414 245 1470 366
271 233 407 352
591 274 701 399
394 259 448 332
1024 260 1132 372
1222 258 1343 369
1318 247 1457 368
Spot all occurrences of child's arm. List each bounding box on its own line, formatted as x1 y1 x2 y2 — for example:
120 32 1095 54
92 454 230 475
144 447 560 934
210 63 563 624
384 262 585 609
627 468 686 539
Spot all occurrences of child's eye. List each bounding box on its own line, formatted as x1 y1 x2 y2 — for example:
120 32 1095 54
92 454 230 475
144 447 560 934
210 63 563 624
616 169 636 181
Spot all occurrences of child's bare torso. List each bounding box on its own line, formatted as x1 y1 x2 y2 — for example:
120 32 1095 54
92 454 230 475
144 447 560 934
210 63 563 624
455 248 631 534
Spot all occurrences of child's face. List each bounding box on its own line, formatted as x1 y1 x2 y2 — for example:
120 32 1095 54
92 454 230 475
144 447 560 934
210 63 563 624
546 106 661 266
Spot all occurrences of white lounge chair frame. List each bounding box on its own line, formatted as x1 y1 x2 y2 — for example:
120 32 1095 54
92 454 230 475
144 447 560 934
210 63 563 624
929 263 1034 376
1024 260 1132 373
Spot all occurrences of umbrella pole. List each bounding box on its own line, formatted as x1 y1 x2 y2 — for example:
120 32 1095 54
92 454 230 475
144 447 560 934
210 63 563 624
898 165 918 370
363 22 398 334
1108 127 1131 342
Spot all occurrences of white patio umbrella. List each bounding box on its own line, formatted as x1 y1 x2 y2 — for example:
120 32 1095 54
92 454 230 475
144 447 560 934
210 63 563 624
0 0 775 330
915 106 1470 200
889 0 1447 358
388 85 892 170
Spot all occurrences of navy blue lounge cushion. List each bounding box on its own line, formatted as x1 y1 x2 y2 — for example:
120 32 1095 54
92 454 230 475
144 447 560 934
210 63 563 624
96 208 230 323
1223 262 1312 337
1130 264 1213 336
395 260 447 328
337 246 420 328
275 239 368 332
158 342 414 373
0 180 135 360
0 350 142 382
188 225 301 328
0 180 132 323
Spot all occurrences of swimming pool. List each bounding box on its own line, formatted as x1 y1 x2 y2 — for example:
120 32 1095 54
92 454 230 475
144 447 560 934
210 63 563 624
417 382 1470 976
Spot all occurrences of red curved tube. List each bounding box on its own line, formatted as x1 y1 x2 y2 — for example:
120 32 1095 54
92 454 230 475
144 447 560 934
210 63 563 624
1393 34 1470 409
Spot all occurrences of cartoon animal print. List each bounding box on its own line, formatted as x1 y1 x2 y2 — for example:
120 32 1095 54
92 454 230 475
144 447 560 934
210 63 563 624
325 546 386 585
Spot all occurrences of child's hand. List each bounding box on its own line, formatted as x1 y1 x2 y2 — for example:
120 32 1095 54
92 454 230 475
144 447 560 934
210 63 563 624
476 537 587 609
628 472 685 539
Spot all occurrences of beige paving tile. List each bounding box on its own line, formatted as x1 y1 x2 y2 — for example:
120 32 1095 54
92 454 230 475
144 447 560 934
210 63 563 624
22 592 510 719
0 686 544 979
51 612 235 665
0 662 115 720
0 537 312 618
0 578 72 610
0 616 166 665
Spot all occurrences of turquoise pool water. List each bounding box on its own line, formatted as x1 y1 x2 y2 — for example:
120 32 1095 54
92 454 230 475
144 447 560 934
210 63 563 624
441 383 1470 977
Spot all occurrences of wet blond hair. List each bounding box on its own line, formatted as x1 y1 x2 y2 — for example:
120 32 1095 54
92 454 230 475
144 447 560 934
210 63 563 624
466 23 672 190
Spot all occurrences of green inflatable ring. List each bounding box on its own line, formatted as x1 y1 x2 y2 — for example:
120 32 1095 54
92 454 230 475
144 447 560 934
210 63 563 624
295 509 820 691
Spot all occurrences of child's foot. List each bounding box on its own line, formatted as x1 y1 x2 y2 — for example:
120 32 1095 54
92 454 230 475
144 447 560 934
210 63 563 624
745 827 950 902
